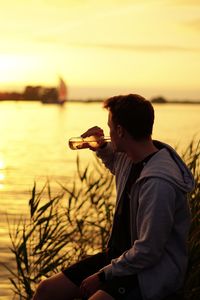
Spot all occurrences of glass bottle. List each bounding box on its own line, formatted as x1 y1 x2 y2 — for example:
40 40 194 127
68 135 111 150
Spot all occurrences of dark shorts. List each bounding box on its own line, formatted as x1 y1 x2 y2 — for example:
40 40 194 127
62 252 142 300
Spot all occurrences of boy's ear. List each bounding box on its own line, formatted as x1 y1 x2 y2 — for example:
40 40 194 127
117 125 124 138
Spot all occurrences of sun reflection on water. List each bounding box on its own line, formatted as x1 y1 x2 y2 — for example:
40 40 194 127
0 157 5 189
0 160 5 169
0 173 5 180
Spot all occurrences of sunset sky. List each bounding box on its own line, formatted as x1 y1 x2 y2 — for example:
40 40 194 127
0 0 200 100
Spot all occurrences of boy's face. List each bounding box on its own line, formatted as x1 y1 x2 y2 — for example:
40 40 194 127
108 111 123 152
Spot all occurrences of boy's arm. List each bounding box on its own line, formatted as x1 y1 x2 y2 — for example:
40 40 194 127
96 143 116 175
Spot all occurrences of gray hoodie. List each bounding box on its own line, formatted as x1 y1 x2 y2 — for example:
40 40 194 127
97 141 195 300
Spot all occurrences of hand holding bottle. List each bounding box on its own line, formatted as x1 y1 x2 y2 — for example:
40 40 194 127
68 126 110 150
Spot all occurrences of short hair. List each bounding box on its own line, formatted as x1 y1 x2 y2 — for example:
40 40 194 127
103 94 154 140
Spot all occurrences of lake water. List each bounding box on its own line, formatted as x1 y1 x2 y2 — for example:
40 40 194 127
0 101 200 299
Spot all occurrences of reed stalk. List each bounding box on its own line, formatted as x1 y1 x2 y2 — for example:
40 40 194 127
181 140 200 300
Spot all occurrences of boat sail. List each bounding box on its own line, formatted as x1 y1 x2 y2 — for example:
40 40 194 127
58 77 67 104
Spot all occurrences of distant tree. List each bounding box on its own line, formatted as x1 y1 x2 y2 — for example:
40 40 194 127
0 92 22 100
41 88 58 103
151 96 167 104
23 86 42 100
9 92 23 100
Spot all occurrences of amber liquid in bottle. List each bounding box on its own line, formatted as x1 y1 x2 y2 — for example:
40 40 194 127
68 136 111 150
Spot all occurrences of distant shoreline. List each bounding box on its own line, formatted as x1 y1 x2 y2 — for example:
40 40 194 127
0 84 200 104
0 86 199 104
0 99 200 104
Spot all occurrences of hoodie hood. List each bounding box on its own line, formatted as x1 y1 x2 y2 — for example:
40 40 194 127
139 140 195 193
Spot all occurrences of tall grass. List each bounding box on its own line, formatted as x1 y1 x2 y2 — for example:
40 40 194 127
181 140 200 300
5 156 114 299
4 141 200 300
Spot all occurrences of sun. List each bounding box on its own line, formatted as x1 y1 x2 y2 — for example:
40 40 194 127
0 54 30 85
0 54 22 80
0 53 52 88
0 52 65 89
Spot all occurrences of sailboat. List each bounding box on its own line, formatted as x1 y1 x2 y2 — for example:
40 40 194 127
57 77 67 104
41 77 67 104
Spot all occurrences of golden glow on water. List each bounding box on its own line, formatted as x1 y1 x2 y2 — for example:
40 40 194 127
0 157 5 189
153 104 200 147
0 173 5 180
0 101 198 215
0 160 5 169
0 101 199 202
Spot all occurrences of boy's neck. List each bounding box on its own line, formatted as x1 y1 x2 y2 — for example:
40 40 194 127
125 138 158 163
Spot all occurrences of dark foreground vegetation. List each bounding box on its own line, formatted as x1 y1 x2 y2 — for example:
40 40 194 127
4 140 200 299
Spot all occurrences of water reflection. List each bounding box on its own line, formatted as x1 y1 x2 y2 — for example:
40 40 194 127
0 157 5 189
0 159 5 169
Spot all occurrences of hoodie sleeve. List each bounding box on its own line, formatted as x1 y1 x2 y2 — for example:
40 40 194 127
96 143 116 174
100 178 177 279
